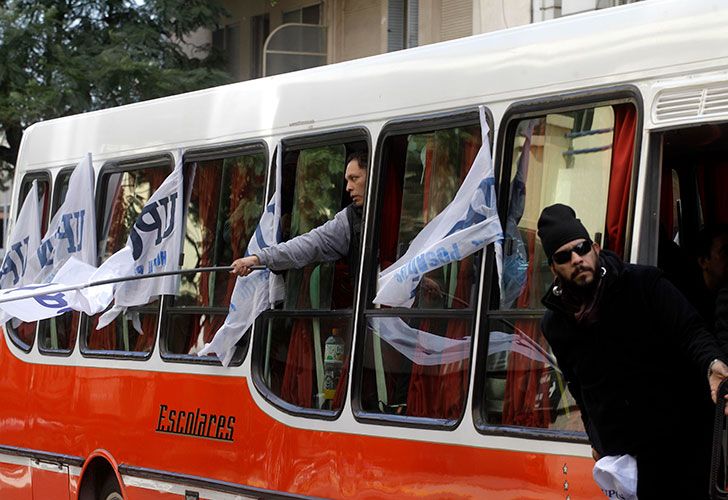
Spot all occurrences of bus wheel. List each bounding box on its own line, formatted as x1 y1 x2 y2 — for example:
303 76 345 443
99 473 123 500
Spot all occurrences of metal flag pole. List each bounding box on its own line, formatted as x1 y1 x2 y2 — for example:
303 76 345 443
0 265 267 305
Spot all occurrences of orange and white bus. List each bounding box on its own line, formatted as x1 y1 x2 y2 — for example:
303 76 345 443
2 0 728 498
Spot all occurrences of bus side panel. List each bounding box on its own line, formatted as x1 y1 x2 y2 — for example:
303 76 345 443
0 462 32 499
16 346 602 499
31 466 70 500
0 329 33 498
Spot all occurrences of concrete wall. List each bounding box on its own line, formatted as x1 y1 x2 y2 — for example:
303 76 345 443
329 0 385 63
474 0 531 34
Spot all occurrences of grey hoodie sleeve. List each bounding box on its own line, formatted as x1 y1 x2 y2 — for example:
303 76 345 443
255 208 351 271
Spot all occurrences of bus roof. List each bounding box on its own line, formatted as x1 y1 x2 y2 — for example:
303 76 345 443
17 0 728 170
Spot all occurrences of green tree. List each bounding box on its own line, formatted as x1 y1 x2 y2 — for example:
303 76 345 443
0 0 232 182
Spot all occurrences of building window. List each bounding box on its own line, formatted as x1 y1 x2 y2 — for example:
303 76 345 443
440 0 472 42
388 0 419 52
263 24 326 77
250 14 270 79
213 23 242 80
283 3 322 24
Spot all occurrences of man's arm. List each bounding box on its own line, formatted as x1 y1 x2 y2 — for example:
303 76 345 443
231 208 351 276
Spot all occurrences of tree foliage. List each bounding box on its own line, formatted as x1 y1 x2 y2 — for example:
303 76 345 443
0 0 232 179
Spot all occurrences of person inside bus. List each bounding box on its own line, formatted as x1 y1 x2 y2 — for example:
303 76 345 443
537 203 728 499
692 225 728 354
230 151 367 279
693 224 728 326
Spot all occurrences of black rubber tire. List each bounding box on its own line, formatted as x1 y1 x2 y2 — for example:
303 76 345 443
98 473 123 500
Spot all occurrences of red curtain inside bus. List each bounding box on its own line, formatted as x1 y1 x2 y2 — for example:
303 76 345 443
605 103 637 257
184 161 249 352
502 231 553 427
280 267 315 408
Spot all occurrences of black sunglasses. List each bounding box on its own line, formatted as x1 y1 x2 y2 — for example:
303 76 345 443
551 240 592 265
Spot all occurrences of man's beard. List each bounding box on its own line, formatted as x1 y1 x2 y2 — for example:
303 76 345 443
570 263 596 285
561 264 599 299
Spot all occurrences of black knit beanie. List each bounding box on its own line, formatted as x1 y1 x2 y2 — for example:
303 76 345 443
537 204 591 261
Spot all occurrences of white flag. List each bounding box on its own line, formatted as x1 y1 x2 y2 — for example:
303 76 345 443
0 180 42 325
374 106 503 307
0 256 116 322
25 153 96 284
487 330 560 371
0 180 42 290
198 148 283 366
369 317 471 366
95 154 185 330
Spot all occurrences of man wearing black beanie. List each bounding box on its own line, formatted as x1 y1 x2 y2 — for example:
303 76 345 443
538 203 728 498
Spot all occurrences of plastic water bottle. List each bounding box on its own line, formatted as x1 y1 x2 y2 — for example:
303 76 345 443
323 328 345 403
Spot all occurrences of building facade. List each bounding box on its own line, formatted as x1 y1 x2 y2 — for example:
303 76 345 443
199 0 640 81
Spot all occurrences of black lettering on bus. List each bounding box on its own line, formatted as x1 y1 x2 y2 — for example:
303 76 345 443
215 415 227 439
185 410 197 435
157 404 168 431
196 414 207 437
206 415 217 437
168 409 176 429
176 410 186 433
226 416 236 441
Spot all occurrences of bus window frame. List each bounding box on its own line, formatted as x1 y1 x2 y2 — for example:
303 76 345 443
472 85 643 443
249 126 371 421
158 140 269 367
50 167 75 216
79 153 174 361
350 107 493 431
6 171 53 353
37 165 79 357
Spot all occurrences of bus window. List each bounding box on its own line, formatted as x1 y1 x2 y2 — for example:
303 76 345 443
7 173 51 351
480 103 636 433
37 169 80 354
254 136 367 415
357 117 483 423
82 160 172 355
162 147 267 363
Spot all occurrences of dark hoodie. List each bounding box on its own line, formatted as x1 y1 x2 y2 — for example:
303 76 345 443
541 250 724 460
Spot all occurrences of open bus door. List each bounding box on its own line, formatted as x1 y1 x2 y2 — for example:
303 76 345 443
656 123 728 499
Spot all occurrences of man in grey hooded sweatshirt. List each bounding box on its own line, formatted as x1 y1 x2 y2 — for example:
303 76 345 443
230 151 367 277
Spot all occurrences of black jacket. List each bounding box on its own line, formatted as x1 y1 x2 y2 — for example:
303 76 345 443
541 250 725 456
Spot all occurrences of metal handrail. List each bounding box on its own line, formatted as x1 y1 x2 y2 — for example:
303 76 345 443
0 265 266 305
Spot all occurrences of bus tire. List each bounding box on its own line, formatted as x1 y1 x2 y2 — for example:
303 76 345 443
99 473 123 500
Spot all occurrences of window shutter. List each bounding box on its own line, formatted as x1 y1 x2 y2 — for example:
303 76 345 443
388 0 405 52
441 0 472 42
407 0 419 48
